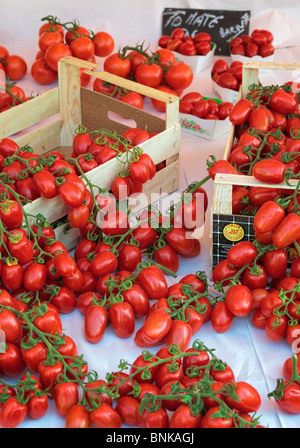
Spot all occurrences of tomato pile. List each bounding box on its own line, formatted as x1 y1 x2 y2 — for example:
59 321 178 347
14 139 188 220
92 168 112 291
179 91 234 121
230 29 274 58
31 15 114 85
158 28 214 56
212 59 243 92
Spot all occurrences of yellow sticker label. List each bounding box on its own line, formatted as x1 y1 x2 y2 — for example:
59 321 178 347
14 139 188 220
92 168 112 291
223 223 244 242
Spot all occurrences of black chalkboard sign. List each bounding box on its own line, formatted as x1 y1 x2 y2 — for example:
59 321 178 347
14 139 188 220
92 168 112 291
162 8 251 56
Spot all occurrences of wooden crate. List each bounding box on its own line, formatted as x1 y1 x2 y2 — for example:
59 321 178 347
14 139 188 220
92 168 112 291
210 61 300 272
0 57 181 249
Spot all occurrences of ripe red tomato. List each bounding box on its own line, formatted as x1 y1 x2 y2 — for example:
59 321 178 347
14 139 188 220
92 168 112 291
8 232 34 265
136 309 172 346
26 392 49 420
227 241 257 267
200 406 233 428
39 22 65 38
272 213 300 248
33 308 62 335
22 341 48 372
70 36 95 60
208 159 239 180
253 200 285 233
165 320 192 351
115 396 139 426
212 259 239 287
119 92 144 109
211 301 234 333
165 63 193 91
229 98 254 125
252 159 286 184
137 407 169 428
135 63 163 88
269 88 297 114
122 284 150 317
192 99 209 118
0 397 27 428
90 250 118 277
39 30 63 52
212 59 229 75
130 353 159 384
171 27 185 40
218 72 238 90
49 286 77 314
45 43 72 71
2 261 23 291
169 404 202 428
138 265 168 300
263 248 287 279
5 55 27 80
31 58 58 85
154 244 179 273
65 404 90 428
23 262 47 292
104 53 131 78
54 382 79 418
108 302 135 338
0 308 22 344
84 305 108 343
0 199 23 229
265 315 287 341
58 181 85 207
275 381 300 414
226 381 261 413
129 160 150 184
225 284 253 316
242 264 268 289
93 32 114 57
90 403 122 428
0 343 25 376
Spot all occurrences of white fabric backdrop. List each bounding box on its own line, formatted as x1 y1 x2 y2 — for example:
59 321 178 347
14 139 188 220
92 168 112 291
1 0 300 429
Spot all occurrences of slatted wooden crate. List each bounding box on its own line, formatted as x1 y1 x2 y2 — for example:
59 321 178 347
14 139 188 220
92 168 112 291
210 61 300 272
0 56 181 249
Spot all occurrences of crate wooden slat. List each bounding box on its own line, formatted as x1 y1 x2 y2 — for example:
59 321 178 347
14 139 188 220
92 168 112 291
0 89 60 140
0 57 180 249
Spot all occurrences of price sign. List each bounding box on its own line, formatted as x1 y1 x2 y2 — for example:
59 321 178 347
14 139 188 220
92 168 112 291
162 8 251 56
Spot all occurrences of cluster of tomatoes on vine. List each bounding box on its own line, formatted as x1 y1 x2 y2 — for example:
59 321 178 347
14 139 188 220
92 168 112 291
230 29 274 59
31 15 115 86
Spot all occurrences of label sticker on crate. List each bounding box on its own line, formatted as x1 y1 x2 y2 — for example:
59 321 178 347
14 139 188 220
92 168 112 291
212 213 255 269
